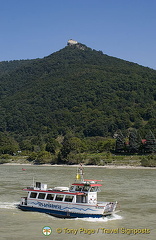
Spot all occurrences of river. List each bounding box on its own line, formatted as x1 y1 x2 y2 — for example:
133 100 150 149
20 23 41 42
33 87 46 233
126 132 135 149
0 165 155 240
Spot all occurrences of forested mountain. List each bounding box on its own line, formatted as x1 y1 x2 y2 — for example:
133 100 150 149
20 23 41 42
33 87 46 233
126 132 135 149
0 41 156 142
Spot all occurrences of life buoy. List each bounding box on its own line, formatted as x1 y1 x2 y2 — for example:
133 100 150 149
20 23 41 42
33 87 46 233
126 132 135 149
93 199 96 204
89 198 96 204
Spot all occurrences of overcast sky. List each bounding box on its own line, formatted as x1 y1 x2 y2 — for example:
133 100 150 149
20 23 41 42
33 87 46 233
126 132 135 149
0 0 156 69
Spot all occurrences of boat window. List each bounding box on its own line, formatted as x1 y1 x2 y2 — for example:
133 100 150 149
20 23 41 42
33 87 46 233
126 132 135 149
46 194 55 200
75 186 83 191
64 195 74 202
36 182 41 188
90 187 96 192
95 186 100 192
30 192 37 198
69 186 75 191
38 193 46 199
55 194 64 201
82 186 90 192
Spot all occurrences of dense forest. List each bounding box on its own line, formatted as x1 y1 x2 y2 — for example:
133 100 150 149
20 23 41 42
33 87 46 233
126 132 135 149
0 41 156 165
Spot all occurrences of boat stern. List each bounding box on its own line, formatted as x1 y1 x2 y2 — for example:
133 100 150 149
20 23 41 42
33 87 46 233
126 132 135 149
20 197 27 206
103 201 118 216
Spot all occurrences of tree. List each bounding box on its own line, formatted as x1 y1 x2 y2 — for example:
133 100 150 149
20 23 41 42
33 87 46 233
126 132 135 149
0 132 19 155
35 151 52 164
141 155 156 167
59 135 84 163
128 129 141 153
115 130 125 153
45 138 59 154
97 139 115 152
144 130 156 153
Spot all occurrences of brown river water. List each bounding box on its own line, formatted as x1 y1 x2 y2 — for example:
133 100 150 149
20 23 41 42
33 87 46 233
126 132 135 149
0 165 155 240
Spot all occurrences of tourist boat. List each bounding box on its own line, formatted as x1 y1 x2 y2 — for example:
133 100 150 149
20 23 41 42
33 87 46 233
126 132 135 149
18 165 118 218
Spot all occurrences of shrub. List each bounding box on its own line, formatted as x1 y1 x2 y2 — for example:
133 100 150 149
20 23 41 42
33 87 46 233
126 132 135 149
141 155 156 167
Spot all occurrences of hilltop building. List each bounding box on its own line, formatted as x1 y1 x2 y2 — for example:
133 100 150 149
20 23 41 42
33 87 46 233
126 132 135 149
67 39 78 46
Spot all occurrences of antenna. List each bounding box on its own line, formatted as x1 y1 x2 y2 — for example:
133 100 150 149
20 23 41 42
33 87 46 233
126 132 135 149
33 177 35 188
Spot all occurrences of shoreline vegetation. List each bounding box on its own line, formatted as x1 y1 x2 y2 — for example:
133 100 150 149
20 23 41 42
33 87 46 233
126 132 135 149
0 154 155 169
1 132 156 168
1 162 155 169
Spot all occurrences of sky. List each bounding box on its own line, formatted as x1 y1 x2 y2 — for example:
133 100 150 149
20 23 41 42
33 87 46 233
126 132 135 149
0 0 156 69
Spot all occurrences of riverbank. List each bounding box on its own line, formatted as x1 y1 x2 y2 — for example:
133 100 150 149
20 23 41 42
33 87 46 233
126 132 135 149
2 162 155 169
1 153 156 168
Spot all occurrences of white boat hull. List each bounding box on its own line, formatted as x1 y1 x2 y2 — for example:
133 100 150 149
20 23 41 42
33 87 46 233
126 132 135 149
18 198 117 218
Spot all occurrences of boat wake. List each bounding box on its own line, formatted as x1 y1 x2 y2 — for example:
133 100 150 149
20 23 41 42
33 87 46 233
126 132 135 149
75 213 123 222
0 202 19 209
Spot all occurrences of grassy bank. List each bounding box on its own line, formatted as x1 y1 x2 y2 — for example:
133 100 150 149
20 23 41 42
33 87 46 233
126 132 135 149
1 152 153 166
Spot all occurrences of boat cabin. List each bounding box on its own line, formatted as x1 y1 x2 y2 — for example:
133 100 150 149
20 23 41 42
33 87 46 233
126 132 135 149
22 180 102 205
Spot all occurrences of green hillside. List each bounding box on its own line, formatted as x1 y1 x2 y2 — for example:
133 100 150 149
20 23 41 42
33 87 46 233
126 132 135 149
0 42 156 142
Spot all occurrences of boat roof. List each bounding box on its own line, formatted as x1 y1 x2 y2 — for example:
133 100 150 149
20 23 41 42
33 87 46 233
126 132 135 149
72 183 102 187
84 179 102 182
22 188 85 195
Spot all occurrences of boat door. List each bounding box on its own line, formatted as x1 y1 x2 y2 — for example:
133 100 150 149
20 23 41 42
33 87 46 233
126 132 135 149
76 195 87 203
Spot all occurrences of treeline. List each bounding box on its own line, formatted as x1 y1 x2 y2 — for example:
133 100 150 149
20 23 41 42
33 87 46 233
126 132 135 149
1 129 156 167
115 129 156 154
0 131 115 164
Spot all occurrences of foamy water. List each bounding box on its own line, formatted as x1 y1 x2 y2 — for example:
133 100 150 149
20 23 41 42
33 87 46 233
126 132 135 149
75 213 123 222
0 201 19 209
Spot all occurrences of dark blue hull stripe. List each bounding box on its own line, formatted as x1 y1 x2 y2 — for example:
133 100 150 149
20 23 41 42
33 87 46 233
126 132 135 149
18 205 105 218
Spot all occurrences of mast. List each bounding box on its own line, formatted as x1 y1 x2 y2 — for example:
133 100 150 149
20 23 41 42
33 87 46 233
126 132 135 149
76 164 84 182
